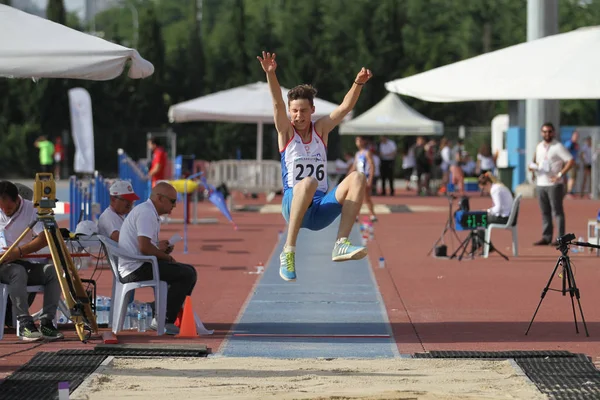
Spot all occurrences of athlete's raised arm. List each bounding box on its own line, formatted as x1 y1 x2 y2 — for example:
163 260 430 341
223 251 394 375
315 67 373 141
257 51 293 140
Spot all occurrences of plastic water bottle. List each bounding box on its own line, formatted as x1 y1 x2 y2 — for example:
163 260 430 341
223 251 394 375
132 302 141 330
146 303 153 327
378 257 385 268
578 236 585 253
95 297 103 324
105 297 112 327
138 304 147 333
123 303 131 330
56 309 69 325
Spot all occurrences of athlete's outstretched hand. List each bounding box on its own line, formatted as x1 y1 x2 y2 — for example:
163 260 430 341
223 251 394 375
257 51 277 73
355 67 373 85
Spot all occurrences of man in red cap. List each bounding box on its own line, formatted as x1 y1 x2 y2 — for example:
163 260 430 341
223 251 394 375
98 180 140 242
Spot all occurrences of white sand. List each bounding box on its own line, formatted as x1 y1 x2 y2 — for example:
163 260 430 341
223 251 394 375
72 357 547 400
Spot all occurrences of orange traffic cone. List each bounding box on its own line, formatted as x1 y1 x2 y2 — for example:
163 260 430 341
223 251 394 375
174 308 184 328
176 296 198 338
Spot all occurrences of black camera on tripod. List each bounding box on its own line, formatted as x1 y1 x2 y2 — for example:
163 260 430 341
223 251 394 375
556 233 576 246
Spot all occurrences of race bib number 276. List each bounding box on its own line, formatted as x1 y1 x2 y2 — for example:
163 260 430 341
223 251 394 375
293 157 325 183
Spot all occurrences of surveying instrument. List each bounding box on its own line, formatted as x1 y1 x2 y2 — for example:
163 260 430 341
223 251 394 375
525 233 599 337
0 173 98 342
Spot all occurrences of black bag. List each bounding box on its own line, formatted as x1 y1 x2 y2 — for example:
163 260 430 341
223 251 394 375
435 245 447 257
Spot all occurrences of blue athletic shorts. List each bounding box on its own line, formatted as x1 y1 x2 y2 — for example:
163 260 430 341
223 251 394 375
282 187 343 231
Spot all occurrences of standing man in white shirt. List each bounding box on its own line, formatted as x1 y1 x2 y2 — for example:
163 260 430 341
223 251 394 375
0 181 63 341
529 123 574 246
118 182 197 335
379 136 397 196
98 180 140 242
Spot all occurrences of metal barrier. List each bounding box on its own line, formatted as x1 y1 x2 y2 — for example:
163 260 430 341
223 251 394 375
118 148 150 202
207 160 281 193
68 173 111 232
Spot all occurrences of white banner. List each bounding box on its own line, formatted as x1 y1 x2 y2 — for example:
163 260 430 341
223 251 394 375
68 87 95 173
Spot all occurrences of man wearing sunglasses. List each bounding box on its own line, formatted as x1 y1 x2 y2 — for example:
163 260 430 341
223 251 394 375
529 122 574 246
117 182 196 335
98 180 140 242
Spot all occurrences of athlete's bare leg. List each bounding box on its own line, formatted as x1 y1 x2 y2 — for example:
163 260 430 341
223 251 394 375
363 186 376 218
285 177 318 248
334 171 366 240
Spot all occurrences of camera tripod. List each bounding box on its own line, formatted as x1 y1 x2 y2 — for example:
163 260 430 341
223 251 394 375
449 229 509 261
0 173 98 342
525 235 599 337
428 195 462 256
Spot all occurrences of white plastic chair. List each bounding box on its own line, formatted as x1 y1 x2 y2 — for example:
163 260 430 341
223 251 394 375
1 284 63 340
483 194 522 258
98 235 167 336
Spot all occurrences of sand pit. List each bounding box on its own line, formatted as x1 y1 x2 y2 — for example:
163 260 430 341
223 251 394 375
71 357 547 400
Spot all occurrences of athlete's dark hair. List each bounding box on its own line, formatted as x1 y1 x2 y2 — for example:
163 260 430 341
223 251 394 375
287 84 317 107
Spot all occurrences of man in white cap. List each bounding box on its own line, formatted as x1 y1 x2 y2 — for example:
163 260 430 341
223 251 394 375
98 180 140 242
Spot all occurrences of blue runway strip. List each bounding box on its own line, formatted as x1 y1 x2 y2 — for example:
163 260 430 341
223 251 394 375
219 219 399 358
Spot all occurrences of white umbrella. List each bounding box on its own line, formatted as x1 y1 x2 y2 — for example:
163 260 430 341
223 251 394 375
339 93 443 136
385 26 600 102
0 4 154 80
168 82 351 160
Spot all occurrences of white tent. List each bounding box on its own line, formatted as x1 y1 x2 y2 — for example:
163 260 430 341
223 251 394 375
339 93 443 136
168 82 350 160
0 4 154 80
385 26 600 102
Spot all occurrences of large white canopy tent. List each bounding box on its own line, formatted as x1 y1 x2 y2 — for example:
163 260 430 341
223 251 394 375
384 26 600 102
0 4 154 80
385 25 600 195
339 93 443 136
168 82 351 161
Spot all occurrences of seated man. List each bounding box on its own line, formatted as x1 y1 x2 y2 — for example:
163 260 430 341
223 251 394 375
257 51 372 282
98 180 140 242
476 172 515 248
118 182 197 335
0 181 63 340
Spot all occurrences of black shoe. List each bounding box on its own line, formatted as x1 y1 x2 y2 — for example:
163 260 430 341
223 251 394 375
533 239 551 246
19 319 43 341
39 320 64 340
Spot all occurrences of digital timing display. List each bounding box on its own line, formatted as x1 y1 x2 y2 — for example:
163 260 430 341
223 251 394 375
455 211 488 230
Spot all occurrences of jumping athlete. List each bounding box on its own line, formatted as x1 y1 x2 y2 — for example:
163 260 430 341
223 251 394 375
257 51 373 282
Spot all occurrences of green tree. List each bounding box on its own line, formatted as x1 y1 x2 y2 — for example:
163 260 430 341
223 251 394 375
46 0 66 24
35 0 70 146
128 4 167 137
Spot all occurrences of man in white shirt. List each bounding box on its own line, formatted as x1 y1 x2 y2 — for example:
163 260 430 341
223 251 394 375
0 181 63 341
529 122 574 246
118 182 196 335
98 180 140 242
378 136 397 196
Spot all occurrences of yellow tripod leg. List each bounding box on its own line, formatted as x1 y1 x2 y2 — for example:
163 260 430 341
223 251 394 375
43 219 98 341
0 220 35 265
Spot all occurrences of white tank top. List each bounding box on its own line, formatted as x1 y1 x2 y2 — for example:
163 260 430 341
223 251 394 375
280 122 328 193
355 150 370 177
